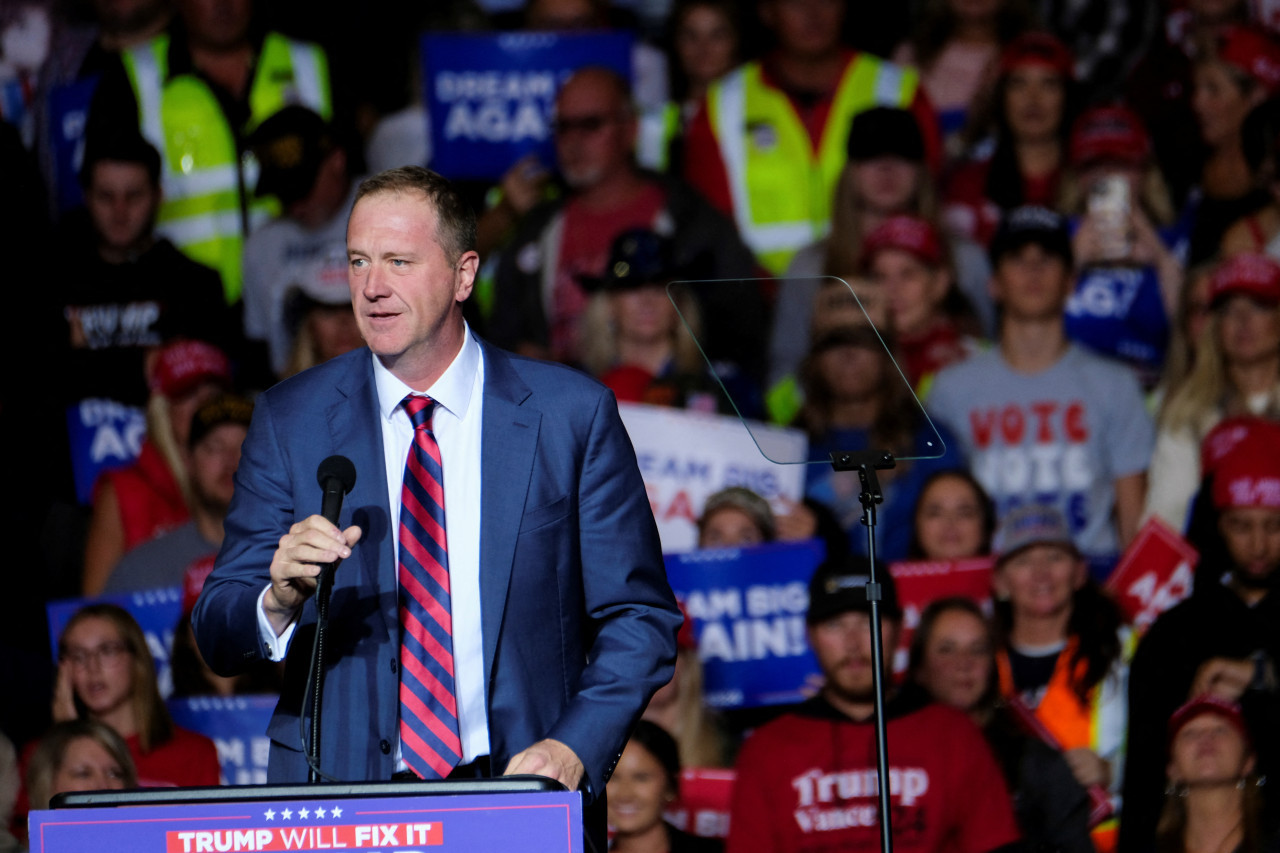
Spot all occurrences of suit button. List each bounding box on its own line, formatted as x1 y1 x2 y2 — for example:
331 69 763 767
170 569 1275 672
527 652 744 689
380 739 391 755
389 658 398 674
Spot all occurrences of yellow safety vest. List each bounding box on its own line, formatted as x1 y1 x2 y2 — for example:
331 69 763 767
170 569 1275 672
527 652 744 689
706 55 919 275
122 32 332 303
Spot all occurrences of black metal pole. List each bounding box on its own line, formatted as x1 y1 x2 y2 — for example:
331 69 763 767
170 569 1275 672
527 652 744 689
308 566 335 783
831 450 895 853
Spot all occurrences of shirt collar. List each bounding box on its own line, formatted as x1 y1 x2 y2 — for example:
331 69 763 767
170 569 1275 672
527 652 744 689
371 323 480 422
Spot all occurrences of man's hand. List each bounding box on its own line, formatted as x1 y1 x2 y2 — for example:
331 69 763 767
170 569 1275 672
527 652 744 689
263 515 362 635
1063 747 1111 790
1191 657 1254 703
503 738 584 791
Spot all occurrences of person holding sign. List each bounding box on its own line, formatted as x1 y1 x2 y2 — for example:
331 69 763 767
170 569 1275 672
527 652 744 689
990 504 1132 853
1120 433 1280 852
908 597 1094 853
726 555 1021 853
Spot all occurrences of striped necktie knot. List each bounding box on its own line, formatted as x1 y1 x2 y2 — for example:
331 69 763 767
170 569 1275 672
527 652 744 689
403 395 436 431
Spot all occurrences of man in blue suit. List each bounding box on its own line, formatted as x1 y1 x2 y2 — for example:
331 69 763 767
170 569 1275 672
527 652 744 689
192 166 681 847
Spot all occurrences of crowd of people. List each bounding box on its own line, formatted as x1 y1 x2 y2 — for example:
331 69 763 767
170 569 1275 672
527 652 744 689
4 0 1280 850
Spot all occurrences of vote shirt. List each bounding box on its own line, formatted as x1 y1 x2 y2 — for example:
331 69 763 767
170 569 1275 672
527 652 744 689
927 344 1154 565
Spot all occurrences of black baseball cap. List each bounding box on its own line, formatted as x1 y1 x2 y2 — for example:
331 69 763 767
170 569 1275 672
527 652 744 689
846 107 926 163
988 205 1074 267
578 228 680 292
806 555 902 625
249 106 335 205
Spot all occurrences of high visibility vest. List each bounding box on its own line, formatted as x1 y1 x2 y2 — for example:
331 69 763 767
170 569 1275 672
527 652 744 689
122 32 332 303
706 56 918 275
997 631 1136 853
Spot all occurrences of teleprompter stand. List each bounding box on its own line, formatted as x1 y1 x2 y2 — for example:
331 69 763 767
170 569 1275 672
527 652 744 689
830 448 897 853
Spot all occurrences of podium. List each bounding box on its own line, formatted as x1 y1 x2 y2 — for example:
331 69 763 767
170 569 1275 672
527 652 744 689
31 778 580 852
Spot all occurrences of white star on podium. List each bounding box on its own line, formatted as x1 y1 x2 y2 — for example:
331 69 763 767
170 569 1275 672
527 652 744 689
330 806 343 818
315 807 327 818
282 808 293 820
264 809 276 821
299 808 311 819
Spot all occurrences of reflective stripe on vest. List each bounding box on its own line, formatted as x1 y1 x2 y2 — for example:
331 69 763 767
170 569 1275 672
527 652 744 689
122 33 331 303
709 56 918 275
636 101 680 172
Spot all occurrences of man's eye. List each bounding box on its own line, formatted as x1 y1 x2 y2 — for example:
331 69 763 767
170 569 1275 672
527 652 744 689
349 258 366 269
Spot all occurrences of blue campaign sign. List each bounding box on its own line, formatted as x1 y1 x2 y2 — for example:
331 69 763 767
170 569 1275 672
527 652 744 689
421 31 633 180
47 587 182 695
47 75 100 214
168 695 278 786
665 540 826 709
31 790 582 852
65 398 146 505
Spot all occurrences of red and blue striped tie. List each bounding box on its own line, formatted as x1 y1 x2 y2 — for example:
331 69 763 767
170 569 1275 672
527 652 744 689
397 395 462 778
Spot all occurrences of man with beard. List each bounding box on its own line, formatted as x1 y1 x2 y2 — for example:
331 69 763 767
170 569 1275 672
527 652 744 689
1119 424 1280 852
102 394 252 594
487 66 765 379
726 556 1021 853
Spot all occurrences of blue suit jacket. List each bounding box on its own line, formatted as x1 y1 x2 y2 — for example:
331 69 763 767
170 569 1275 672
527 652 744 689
191 339 680 798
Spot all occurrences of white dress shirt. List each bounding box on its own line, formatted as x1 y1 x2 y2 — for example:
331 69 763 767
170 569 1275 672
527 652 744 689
257 325 490 765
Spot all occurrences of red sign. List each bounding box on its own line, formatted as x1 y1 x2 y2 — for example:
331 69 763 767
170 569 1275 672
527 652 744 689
888 557 996 675
665 768 734 839
1104 517 1198 632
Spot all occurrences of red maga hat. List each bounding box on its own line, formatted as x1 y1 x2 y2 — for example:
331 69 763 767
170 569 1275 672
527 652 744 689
1201 416 1280 477
149 339 232 399
861 215 945 268
999 32 1075 79
1168 695 1251 750
1212 439 1280 510
1217 25 1280 94
1069 105 1152 167
1208 253 1280 307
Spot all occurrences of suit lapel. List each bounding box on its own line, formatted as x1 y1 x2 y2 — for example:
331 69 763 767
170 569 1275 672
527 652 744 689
478 342 538 691
325 351 396 636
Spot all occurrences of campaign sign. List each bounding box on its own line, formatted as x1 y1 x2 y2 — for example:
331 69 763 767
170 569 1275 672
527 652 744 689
666 768 734 840
47 587 182 696
1104 517 1199 632
168 696 278 786
888 557 995 675
421 31 633 179
29 790 583 852
618 403 808 553
66 398 146 505
665 540 825 709
47 75 100 214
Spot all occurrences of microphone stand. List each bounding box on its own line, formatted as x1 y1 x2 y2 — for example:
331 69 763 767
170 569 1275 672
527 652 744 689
308 561 338 783
830 448 896 853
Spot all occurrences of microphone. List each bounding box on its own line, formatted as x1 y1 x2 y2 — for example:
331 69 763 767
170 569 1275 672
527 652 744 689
316 455 357 526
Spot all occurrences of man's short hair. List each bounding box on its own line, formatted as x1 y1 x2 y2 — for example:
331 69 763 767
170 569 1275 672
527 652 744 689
557 65 636 119
352 166 477 264
79 133 162 189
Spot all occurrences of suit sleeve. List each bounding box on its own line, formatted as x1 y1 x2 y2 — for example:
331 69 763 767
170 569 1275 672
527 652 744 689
542 388 681 794
192 392 299 676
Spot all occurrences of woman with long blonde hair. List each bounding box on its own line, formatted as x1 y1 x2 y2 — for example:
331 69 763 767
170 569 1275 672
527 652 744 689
1144 253 1280 529
81 339 231 595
